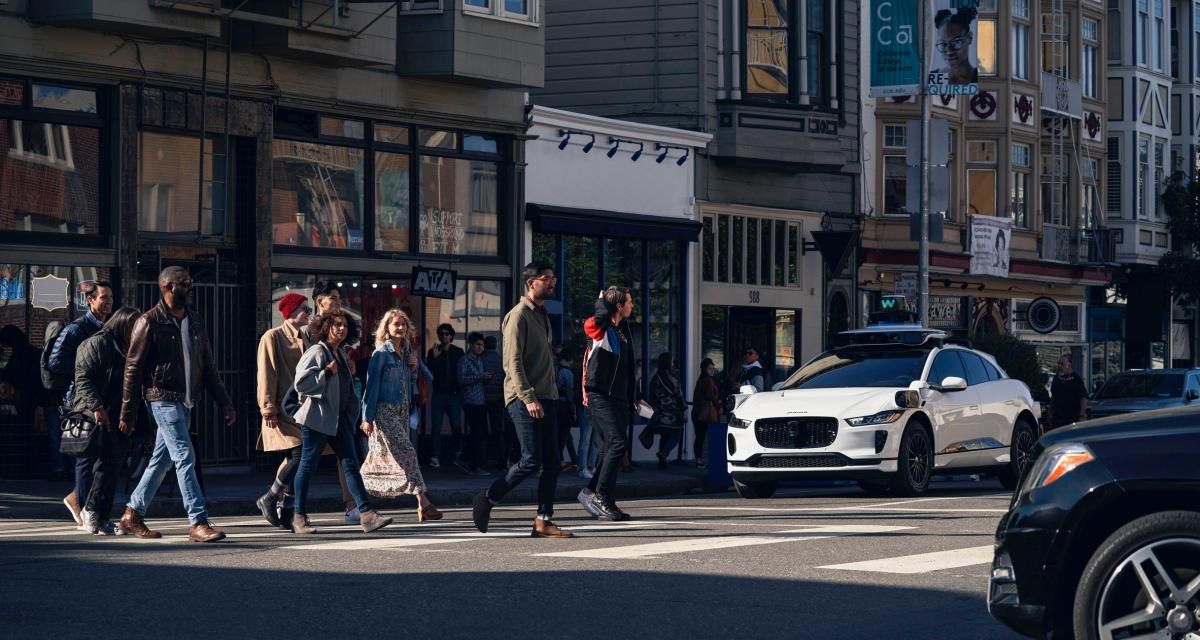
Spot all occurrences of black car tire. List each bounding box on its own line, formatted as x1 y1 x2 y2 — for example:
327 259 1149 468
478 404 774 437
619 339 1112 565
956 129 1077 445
1072 510 1200 640
889 423 933 496
857 480 891 496
998 417 1038 491
733 477 777 499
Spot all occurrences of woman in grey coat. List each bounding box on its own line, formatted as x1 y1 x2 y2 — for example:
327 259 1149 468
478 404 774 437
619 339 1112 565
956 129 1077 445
290 310 392 535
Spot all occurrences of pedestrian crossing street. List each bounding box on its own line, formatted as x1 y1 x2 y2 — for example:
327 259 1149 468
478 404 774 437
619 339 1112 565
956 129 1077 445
0 493 1008 578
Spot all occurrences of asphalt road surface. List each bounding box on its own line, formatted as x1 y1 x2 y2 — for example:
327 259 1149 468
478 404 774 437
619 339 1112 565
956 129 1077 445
0 480 1022 640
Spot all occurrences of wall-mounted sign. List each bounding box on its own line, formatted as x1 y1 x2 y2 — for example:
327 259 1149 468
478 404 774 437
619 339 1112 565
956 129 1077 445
31 274 69 311
411 267 456 300
1026 296 1061 334
969 215 1011 278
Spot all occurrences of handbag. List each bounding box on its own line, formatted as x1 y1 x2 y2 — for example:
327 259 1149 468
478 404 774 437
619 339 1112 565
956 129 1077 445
59 409 100 456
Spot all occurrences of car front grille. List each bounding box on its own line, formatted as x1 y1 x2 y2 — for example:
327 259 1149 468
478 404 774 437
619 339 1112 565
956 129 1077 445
744 454 849 468
754 418 839 449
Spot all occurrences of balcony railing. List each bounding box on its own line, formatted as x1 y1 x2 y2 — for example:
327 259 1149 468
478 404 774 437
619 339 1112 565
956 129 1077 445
1040 224 1118 264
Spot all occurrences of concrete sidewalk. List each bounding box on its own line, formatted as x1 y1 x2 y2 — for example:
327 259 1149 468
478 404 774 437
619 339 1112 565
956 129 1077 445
0 462 708 522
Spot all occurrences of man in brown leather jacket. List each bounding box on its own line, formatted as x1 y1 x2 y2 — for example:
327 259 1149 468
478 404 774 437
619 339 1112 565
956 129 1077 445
117 266 236 542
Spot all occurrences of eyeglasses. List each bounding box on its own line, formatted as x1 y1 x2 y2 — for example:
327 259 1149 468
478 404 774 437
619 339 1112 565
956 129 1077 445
533 275 558 284
935 36 969 53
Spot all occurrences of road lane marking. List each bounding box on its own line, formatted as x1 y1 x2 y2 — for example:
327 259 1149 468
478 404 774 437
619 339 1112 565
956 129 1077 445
534 524 914 560
280 520 675 551
818 545 995 574
658 505 1007 514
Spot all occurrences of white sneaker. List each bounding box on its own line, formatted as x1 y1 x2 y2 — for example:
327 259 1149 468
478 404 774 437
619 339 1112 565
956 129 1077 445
577 489 599 518
429 457 441 469
79 508 98 534
344 508 361 525
578 468 594 480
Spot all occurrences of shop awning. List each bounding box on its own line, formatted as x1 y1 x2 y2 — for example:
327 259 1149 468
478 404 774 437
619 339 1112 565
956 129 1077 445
526 203 703 243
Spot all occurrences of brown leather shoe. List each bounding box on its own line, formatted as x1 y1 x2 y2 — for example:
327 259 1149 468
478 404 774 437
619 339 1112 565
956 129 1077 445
63 492 82 526
118 506 161 539
292 513 316 534
531 518 574 538
188 521 226 543
359 509 392 533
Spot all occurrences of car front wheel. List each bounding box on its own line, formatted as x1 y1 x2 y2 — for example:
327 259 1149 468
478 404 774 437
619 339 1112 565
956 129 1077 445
733 477 778 499
889 423 933 496
1072 510 1200 640
998 417 1038 490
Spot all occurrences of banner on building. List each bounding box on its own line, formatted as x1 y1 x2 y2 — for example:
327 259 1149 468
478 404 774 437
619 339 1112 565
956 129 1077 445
869 0 922 97
969 215 1011 277
927 0 979 96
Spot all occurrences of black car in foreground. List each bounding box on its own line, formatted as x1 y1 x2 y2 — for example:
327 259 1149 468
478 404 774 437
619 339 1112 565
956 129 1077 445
989 405 1200 639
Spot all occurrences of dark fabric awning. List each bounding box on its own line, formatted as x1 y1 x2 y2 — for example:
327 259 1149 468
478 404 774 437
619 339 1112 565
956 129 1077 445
526 203 703 243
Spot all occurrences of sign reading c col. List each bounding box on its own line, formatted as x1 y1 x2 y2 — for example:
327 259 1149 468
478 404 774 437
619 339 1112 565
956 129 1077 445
412 267 456 300
870 0 922 97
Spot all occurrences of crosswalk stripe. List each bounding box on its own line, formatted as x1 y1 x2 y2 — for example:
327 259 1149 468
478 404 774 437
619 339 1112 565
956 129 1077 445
280 520 675 551
818 545 994 574
534 524 914 560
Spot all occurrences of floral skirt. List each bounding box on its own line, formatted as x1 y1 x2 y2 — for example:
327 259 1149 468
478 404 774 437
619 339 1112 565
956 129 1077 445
361 402 427 497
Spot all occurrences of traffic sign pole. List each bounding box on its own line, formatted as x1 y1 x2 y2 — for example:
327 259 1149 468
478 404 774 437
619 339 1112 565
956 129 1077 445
918 0 930 328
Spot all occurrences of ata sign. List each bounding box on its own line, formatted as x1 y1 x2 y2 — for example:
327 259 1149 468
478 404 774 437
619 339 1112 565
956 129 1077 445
411 267 456 300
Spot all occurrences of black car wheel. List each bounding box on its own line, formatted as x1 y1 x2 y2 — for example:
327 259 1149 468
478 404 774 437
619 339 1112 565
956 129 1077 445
998 417 1038 491
1073 510 1200 640
733 478 777 499
889 423 932 496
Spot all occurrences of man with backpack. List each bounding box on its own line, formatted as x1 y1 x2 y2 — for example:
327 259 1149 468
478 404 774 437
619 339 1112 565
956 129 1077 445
43 280 113 527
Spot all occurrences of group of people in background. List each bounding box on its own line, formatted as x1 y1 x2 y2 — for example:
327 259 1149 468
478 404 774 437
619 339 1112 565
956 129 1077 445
31 258 741 542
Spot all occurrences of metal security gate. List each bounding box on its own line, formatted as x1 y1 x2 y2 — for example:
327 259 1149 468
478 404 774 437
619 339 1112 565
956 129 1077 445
136 252 251 465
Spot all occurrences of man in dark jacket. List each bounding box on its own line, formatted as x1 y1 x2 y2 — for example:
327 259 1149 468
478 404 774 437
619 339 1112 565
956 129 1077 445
578 286 636 521
47 280 112 526
427 322 465 470
1050 355 1088 429
118 266 236 542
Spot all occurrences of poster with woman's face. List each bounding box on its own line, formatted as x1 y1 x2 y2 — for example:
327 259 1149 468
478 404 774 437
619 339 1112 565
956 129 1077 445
928 1 979 95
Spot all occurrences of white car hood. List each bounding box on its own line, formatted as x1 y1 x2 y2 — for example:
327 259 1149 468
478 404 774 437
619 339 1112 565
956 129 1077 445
735 387 900 420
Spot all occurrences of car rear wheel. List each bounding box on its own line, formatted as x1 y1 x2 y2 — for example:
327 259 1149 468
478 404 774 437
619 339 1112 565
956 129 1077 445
998 417 1038 491
733 478 778 499
889 423 932 496
1072 510 1200 640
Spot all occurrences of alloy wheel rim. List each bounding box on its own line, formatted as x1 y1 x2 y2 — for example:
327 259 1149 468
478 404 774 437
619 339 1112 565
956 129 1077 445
1096 537 1200 640
906 431 930 486
1014 428 1036 473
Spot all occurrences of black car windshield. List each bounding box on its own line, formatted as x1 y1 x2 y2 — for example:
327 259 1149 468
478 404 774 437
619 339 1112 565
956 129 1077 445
1095 373 1184 399
780 348 930 390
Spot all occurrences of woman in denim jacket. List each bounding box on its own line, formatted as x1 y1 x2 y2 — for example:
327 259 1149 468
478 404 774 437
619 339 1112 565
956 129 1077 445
360 309 442 521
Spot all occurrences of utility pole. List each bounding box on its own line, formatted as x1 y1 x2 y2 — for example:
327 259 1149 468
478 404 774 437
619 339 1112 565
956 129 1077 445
917 0 930 326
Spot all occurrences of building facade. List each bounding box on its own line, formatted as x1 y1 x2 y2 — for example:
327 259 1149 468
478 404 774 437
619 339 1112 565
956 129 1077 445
533 0 862 397
0 0 542 477
859 0 1113 391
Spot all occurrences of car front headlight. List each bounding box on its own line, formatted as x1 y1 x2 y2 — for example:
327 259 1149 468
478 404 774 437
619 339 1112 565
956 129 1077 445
845 410 906 427
1021 442 1095 493
728 415 752 429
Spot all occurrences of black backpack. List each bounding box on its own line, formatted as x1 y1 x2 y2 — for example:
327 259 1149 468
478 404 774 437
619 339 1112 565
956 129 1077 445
40 317 88 393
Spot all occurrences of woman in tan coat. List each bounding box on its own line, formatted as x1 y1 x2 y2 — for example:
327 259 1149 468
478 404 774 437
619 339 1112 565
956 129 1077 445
254 293 310 528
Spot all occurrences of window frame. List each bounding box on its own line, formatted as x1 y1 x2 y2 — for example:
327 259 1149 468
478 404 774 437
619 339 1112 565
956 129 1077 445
1012 21 1030 81
0 75 110 247
269 107 509 263
462 0 539 26
883 154 908 215
1010 143 1031 228
1082 17 1100 98
739 0 834 108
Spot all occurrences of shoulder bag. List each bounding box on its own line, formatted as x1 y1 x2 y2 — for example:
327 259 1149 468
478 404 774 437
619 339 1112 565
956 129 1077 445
59 410 100 456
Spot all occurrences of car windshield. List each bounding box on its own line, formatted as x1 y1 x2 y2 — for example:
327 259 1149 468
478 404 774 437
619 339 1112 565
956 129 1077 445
780 348 929 390
1095 373 1184 399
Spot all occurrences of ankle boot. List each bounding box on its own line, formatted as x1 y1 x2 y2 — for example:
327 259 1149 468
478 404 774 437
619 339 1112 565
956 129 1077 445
292 513 317 534
255 492 281 527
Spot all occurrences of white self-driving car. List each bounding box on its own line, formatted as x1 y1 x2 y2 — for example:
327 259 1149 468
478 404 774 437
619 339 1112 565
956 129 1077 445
726 327 1039 498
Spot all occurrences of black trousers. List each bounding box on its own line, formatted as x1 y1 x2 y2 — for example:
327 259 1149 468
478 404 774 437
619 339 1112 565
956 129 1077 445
586 393 629 499
463 404 489 471
83 428 131 521
555 400 577 465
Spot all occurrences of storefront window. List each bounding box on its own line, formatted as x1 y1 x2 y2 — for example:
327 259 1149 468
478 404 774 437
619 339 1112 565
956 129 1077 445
419 156 498 256
374 151 411 252
647 241 681 373
139 132 231 236
271 140 365 250
563 236 599 358
2 119 102 235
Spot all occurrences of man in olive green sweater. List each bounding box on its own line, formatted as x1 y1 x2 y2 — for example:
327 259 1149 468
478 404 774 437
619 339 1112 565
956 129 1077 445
473 262 573 538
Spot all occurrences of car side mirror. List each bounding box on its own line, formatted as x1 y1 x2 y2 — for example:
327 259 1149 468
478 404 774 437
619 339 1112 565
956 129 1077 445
934 376 968 392
739 384 759 395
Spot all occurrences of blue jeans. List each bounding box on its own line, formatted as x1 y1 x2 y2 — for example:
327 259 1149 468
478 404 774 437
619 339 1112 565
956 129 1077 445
429 392 463 460
486 399 560 518
128 402 208 524
293 417 374 517
576 405 598 469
